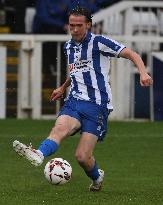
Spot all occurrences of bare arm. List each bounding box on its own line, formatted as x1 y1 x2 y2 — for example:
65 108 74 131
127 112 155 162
50 77 71 101
119 48 153 86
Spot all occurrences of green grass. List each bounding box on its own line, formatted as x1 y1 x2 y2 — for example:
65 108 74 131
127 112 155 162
0 119 163 205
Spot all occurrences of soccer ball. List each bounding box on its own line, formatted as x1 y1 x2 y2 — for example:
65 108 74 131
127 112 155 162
44 158 72 185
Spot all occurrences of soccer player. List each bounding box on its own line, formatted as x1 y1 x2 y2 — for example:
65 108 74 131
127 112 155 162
13 7 153 191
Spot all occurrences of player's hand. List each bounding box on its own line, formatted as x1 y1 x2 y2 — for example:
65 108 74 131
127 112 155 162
140 72 153 87
50 87 64 101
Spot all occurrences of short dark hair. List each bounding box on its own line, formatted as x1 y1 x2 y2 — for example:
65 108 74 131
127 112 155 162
68 6 92 24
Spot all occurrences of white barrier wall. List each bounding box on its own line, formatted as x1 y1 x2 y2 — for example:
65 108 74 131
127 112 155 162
1 34 163 120
0 46 7 118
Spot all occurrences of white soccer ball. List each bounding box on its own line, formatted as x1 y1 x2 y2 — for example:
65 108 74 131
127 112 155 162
44 158 72 185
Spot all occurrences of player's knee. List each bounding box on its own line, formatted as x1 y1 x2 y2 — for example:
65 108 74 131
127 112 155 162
75 151 87 165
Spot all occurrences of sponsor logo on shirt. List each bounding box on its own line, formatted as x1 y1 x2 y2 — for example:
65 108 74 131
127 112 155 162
69 60 91 72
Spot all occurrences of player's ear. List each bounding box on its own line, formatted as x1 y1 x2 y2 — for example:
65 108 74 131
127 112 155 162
87 22 91 29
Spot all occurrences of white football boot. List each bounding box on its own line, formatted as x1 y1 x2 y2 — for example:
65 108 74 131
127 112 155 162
13 140 44 166
89 169 104 191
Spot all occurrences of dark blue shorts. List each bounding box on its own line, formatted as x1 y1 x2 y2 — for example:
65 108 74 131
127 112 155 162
58 97 110 141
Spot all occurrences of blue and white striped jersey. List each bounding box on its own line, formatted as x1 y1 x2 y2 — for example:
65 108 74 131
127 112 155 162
64 32 125 110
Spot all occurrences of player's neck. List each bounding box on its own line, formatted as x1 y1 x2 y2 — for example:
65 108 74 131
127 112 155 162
75 31 88 44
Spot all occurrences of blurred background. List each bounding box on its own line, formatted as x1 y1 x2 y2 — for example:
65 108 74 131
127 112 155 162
0 0 163 121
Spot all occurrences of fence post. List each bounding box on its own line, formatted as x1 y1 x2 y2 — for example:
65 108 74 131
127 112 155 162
30 41 42 119
0 46 7 119
18 41 32 118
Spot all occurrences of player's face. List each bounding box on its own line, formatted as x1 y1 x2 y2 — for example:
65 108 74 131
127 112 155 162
69 15 91 43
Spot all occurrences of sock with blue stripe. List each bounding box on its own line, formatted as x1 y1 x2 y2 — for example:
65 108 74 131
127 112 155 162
38 139 59 157
85 162 100 180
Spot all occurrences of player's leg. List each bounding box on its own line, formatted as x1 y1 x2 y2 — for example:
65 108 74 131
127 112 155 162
75 132 97 170
13 115 81 166
74 100 110 191
38 114 81 156
75 132 104 191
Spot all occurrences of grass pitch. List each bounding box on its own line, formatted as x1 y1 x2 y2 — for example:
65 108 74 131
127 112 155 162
0 119 163 205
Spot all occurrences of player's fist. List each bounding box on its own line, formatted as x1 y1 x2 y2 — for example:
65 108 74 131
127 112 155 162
140 73 153 87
